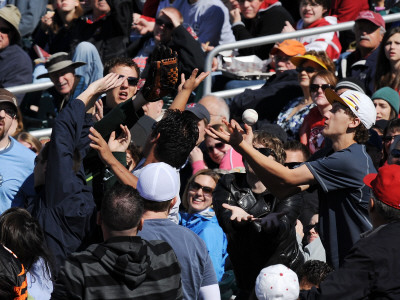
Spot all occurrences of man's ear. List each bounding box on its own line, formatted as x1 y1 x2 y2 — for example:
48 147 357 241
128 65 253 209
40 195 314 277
137 217 144 232
348 117 361 129
150 132 161 143
170 196 177 209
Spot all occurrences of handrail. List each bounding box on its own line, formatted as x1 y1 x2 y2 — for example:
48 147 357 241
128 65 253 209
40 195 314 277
204 13 400 95
7 81 53 95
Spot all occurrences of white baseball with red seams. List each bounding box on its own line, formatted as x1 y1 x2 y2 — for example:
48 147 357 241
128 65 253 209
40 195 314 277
242 109 258 126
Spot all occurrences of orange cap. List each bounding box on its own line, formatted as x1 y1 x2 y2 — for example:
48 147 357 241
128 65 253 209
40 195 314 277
270 40 306 57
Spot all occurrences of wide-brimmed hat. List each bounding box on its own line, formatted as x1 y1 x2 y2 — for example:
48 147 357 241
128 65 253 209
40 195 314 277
37 52 86 79
0 5 21 42
0 88 17 110
290 54 327 70
325 88 376 129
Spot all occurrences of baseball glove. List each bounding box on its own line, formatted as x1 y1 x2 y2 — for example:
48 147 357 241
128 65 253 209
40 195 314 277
141 45 178 102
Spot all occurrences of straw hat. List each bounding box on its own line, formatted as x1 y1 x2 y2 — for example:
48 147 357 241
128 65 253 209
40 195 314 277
0 5 21 41
37 52 86 79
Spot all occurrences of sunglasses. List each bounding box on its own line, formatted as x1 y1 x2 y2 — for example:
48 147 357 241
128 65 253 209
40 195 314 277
118 75 139 86
189 181 214 195
207 142 224 153
310 83 332 93
296 66 317 73
391 148 400 158
0 106 17 118
155 18 174 30
382 135 399 143
0 27 11 35
255 147 277 160
305 223 319 233
284 162 302 169
238 0 257 3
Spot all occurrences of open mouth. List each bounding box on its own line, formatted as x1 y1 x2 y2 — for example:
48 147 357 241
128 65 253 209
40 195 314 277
119 91 128 100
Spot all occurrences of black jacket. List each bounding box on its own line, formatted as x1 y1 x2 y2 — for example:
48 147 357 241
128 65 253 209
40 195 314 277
301 221 400 300
213 173 304 291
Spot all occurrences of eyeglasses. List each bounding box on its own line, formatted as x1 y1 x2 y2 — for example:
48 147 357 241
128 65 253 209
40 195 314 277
296 66 317 73
207 142 224 152
189 181 214 195
310 83 332 93
284 162 302 169
0 106 17 118
155 18 174 30
238 0 257 3
0 27 11 35
118 75 139 86
391 148 400 158
254 147 277 160
305 223 319 233
382 135 399 143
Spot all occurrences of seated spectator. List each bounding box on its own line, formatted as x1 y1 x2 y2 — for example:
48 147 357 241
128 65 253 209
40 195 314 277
192 124 245 174
335 77 366 95
338 11 385 96
213 131 304 299
199 95 230 125
52 183 183 299
375 26 400 93
230 39 306 124
296 213 326 262
281 0 341 60
0 5 32 104
297 260 333 290
208 89 377 270
16 132 42 155
230 0 294 60
371 87 399 121
0 208 54 299
387 135 400 165
180 169 228 282
255 264 299 300
382 119 400 163
136 162 219 299
0 89 35 213
301 164 400 299
299 70 337 154
275 50 333 140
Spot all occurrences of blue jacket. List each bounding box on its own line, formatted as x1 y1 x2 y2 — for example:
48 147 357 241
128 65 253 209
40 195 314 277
180 209 228 282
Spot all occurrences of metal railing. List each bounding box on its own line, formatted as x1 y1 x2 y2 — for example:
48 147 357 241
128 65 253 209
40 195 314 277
204 13 400 95
7 81 53 95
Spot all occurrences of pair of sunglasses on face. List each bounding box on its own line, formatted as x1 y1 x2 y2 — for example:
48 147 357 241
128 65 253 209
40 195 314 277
155 18 174 30
296 66 317 73
207 142 225 153
189 182 214 195
309 83 332 93
118 75 138 86
0 105 17 118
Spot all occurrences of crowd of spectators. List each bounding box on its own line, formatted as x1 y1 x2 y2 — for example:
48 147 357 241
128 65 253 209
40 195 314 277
1 0 400 299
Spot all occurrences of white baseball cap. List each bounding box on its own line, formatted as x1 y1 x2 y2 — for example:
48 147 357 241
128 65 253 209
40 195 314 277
255 264 299 300
325 88 376 129
137 162 179 202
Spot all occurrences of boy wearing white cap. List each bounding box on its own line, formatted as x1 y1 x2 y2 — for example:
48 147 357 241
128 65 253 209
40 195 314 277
208 89 377 270
136 162 219 300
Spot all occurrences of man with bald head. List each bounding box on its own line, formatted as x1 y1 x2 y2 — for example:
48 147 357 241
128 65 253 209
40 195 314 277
199 95 230 125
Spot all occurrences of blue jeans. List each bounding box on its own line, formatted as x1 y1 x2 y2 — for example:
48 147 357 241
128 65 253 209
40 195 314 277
72 42 104 86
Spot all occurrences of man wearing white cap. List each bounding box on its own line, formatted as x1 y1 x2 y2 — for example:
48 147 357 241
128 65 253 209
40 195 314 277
136 162 219 300
208 89 377 270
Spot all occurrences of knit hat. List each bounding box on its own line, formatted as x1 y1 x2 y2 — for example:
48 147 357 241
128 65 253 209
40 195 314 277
325 88 376 129
371 87 400 115
290 54 327 70
137 162 179 202
364 164 400 210
255 264 299 300
335 77 366 94
270 40 306 57
356 10 385 29
0 5 21 41
37 52 86 79
185 103 210 123
0 88 18 110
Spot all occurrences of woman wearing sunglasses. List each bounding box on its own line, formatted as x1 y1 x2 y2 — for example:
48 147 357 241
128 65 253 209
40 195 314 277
212 131 304 299
299 69 337 154
275 51 334 141
180 169 227 282
191 124 244 174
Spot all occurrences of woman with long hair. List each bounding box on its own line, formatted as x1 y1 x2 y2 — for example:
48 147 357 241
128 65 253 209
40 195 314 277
180 169 227 282
375 26 400 92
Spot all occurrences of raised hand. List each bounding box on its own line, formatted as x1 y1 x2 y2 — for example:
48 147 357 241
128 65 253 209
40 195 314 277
205 119 253 147
89 127 114 166
93 99 104 122
222 203 254 222
108 124 131 153
178 68 210 93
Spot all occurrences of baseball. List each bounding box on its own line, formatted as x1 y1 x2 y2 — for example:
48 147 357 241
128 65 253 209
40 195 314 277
242 109 258 126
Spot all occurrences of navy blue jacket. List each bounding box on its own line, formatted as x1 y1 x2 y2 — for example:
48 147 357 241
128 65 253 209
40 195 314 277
30 99 97 274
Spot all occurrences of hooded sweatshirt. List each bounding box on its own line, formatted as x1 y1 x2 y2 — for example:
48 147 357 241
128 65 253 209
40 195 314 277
51 236 182 300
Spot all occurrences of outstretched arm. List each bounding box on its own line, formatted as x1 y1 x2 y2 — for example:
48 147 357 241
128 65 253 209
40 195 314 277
206 120 315 199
